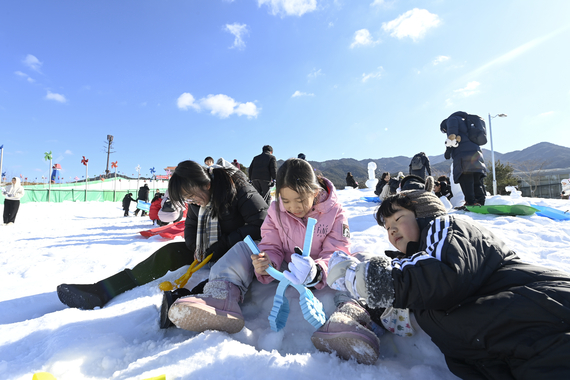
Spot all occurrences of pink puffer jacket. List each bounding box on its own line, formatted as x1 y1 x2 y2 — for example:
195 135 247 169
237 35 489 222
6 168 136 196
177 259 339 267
256 178 350 289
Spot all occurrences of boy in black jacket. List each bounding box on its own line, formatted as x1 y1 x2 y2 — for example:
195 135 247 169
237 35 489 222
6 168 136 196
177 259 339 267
326 190 570 379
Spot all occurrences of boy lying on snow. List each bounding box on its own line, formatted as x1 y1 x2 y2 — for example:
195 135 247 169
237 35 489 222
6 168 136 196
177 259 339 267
324 190 570 379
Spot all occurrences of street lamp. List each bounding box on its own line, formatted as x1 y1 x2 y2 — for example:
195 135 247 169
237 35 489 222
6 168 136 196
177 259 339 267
488 113 507 195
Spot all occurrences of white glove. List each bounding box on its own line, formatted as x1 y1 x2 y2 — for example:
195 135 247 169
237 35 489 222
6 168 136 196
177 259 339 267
445 138 458 148
327 251 361 298
283 253 317 285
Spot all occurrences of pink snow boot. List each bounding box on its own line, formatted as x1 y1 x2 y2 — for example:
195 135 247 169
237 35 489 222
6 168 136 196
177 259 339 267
311 300 380 365
168 280 245 334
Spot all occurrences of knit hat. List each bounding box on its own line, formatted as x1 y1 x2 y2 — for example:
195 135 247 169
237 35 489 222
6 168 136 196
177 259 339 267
400 188 447 219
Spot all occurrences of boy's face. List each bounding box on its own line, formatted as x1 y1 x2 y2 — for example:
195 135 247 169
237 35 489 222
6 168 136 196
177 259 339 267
383 205 420 254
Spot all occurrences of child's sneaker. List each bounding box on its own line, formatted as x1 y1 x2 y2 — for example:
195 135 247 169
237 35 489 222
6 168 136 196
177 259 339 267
311 299 380 365
168 280 244 334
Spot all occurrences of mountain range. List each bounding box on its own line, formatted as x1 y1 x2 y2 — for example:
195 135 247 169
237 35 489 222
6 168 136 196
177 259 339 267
282 142 570 189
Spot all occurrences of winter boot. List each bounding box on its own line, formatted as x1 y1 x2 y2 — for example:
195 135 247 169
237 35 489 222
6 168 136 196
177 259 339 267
168 280 244 334
159 279 208 329
311 299 380 365
57 269 138 310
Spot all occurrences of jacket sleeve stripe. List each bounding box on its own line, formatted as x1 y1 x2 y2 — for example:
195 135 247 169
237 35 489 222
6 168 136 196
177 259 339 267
425 215 450 261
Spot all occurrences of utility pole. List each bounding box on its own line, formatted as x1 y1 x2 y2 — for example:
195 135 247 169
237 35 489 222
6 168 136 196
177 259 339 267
105 135 114 177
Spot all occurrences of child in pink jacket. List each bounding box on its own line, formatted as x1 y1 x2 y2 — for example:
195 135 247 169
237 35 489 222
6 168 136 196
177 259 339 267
168 158 352 338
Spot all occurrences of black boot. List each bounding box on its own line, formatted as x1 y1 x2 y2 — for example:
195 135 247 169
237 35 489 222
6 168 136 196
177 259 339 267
57 269 138 310
160 279 208 329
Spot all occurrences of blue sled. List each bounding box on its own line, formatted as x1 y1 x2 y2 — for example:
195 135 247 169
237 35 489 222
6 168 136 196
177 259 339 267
530 204 570 221
244 217 326 332
360 196 381 203
137 200 151 212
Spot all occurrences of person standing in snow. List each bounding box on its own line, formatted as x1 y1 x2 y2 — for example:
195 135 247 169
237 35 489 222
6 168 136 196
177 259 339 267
166 158 352 338
56 158 268 311
2 177 25 225
134 183 150 216
441 112 487 206
326 189 570 377
248 145 277 205
122 192 137 217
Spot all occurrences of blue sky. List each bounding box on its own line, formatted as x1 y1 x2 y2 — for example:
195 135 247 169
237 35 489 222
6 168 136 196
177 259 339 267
1 0 569 181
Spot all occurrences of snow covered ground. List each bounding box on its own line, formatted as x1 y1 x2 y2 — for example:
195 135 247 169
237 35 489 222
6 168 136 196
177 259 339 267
1 188 570 380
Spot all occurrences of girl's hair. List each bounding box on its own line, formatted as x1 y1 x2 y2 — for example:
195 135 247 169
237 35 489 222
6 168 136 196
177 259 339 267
375 193 416 228
381 172 390 181
275 158 326 213
168 160 243 217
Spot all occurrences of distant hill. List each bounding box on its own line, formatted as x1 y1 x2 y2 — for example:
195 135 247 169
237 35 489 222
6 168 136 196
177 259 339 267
278 142 570 189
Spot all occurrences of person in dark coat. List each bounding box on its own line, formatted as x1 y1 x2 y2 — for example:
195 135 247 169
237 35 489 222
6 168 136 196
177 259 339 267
134 183 150 216
57 159 269 311
346 172 358 189
408 152 432 179
374 172 390 196
248 145 277 205
441 112 487 205
122 192 137 216
327 190 570 378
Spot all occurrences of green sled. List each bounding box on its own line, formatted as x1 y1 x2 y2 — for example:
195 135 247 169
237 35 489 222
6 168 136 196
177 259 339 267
465 204 539 216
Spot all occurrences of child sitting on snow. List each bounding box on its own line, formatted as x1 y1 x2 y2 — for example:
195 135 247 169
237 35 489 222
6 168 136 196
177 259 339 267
325 189 570 378
166 158 353 341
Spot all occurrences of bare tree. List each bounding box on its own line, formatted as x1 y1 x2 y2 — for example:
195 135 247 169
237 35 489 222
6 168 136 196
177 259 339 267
515 159 550 197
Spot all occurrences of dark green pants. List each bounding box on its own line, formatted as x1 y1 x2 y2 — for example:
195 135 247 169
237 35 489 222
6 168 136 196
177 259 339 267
130 241 194 285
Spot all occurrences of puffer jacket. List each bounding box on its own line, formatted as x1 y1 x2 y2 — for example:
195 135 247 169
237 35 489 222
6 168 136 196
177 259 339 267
3 178 25 201
364 215 570 379
256 178 350 289
444 112 487 181
184 175 268 259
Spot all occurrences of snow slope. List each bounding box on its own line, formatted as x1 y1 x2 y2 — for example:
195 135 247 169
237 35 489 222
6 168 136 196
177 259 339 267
1 188 570 380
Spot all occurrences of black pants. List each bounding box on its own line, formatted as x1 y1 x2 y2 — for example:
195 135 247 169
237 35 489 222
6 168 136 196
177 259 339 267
251 179 272 205
3 199 20 224
458 172 486 205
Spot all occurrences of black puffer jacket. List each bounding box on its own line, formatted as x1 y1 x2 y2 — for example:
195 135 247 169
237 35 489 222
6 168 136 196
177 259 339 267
248 152 277 181
184 178 268 259
366 215 570 379
443 112 487 181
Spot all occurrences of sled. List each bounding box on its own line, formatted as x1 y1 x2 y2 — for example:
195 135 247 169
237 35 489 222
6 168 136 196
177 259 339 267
137 200 151 212
140 220 185 239
360 196 381 203
465 204 538 216
245 217 326 332
530 204 570 221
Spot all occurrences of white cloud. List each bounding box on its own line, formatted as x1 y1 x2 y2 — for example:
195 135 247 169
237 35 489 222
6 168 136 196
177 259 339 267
350 29 379 48
453 81 480 97
225 23 249 49
292 91 315 97
258 0 317 17
433 55 450 65
362 67 384 83
15 71 35 83
65 150 73 155
307 68 323 81
382 8 440 41
45 90 67 103
177 92 259 118
539 111 554 117
177 92 200 111
23 54 43 72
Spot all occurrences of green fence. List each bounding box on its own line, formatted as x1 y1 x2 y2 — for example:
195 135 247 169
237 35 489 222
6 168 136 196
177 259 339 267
1 186 167 204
